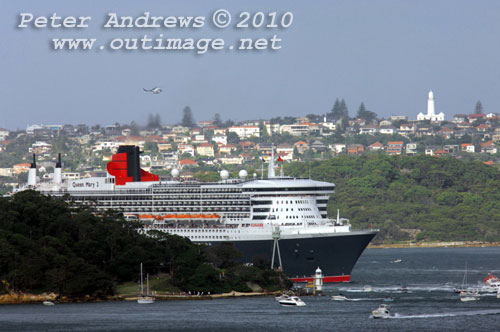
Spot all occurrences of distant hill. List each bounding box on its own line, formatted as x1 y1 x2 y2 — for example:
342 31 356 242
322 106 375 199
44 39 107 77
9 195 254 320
285 154 500 244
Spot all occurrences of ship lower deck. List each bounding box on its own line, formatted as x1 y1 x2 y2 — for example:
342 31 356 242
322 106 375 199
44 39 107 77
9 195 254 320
197 231 377 282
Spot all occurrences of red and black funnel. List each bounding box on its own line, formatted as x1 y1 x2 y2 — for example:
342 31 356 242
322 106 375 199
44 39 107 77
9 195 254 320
107 145 159 185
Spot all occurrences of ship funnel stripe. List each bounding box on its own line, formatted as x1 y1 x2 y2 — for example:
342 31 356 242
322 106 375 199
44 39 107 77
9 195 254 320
107 146 159 185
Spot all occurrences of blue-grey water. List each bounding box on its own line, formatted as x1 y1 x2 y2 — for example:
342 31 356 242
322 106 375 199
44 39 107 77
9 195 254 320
3 247 500 331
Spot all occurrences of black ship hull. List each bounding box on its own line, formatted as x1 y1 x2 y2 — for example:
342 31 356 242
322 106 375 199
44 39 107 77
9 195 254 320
200 231 377 283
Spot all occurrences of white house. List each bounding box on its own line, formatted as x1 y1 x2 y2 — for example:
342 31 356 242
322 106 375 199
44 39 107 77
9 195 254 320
229 126 260 139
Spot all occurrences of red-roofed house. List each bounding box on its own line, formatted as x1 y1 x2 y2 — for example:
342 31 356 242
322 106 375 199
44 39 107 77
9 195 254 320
294 141 309 154
219 144 237 155
433 149 449 157
146 135 163 142
469 113 486 123
196 143 215 157
238 141 256 150
178 159 198 169
13 163 31 174
477 124 491 132
368 141 384 151
481 141 497 154
347 144 364 155
386 141 403 155
461 143 475 153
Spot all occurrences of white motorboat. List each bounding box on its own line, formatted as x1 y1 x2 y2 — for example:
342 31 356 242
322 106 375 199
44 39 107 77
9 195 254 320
42 300 55 306
279 296 306 306
332 295 349 301
484 272 500 286
275 294 291 302
371 304 391 319
392 259 402 263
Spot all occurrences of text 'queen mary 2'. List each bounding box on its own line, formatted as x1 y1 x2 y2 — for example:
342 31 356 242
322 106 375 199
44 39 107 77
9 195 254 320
24 146 377 283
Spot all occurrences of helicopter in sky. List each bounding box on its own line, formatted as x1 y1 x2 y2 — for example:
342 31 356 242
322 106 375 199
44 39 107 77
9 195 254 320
143 87 162 94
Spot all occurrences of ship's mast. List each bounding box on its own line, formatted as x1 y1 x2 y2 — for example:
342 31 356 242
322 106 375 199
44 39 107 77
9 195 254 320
267 145 276 178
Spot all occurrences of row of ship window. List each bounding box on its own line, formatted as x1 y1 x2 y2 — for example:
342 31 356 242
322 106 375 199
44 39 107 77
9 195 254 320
102 207 251 212
152 188 242 193
153 195 248 199
242 186 334 192
276 199 313 205
153 227 240 233
270 207 313 212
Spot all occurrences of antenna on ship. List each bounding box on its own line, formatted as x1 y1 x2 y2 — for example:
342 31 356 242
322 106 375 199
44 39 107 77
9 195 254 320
267 145 276 178
271 226 283 271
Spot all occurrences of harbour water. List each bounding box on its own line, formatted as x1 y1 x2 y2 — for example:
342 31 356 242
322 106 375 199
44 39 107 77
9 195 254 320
3 247 500 331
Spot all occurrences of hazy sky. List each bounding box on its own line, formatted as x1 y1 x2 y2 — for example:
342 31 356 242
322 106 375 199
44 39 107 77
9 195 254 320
1 0 499 130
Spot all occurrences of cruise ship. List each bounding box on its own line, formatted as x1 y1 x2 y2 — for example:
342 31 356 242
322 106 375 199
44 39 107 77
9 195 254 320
19 145 377 283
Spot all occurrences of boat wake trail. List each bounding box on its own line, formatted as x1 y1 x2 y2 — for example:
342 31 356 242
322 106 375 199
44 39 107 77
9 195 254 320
391 309 500 319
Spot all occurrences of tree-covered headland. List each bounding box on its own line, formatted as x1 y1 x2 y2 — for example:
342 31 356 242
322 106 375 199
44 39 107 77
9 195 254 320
0 191 289 298
286 154 500 243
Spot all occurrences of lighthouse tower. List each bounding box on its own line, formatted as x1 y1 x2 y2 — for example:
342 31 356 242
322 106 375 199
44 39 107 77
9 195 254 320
417 90 445 122
427 90 435 117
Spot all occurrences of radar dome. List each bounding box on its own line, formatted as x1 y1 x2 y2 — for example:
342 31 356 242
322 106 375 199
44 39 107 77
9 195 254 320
171 169 180 177
239 170 248 179
220 170 229 180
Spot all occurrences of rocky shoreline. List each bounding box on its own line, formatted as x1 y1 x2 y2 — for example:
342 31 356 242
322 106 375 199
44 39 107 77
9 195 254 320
0 291 281 305
368 241 500 249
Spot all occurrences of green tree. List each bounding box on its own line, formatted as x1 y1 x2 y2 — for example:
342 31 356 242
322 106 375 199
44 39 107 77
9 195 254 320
475 100 484 114
146 113 161 129
181 106 195 128
227 132 240 145
356 102 378 123
213 113 223 127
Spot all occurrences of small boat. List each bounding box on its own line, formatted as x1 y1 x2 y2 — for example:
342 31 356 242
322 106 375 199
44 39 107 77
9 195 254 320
484 272 500 286
137 263 155 304
460 290 479 302
392 259 402 263
481 273 500 292
363 285 373 292
43 300 55 306
383 296 394 302
332 294 349 301
371 304 391 319
459 262 479 302
279 296 306 306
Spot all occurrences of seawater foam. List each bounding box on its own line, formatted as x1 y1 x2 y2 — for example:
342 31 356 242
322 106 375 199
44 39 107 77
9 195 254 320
391 309 500 319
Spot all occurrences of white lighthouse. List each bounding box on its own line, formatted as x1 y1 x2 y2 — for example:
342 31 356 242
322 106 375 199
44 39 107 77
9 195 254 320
417 90 445 122
313 267 324 293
